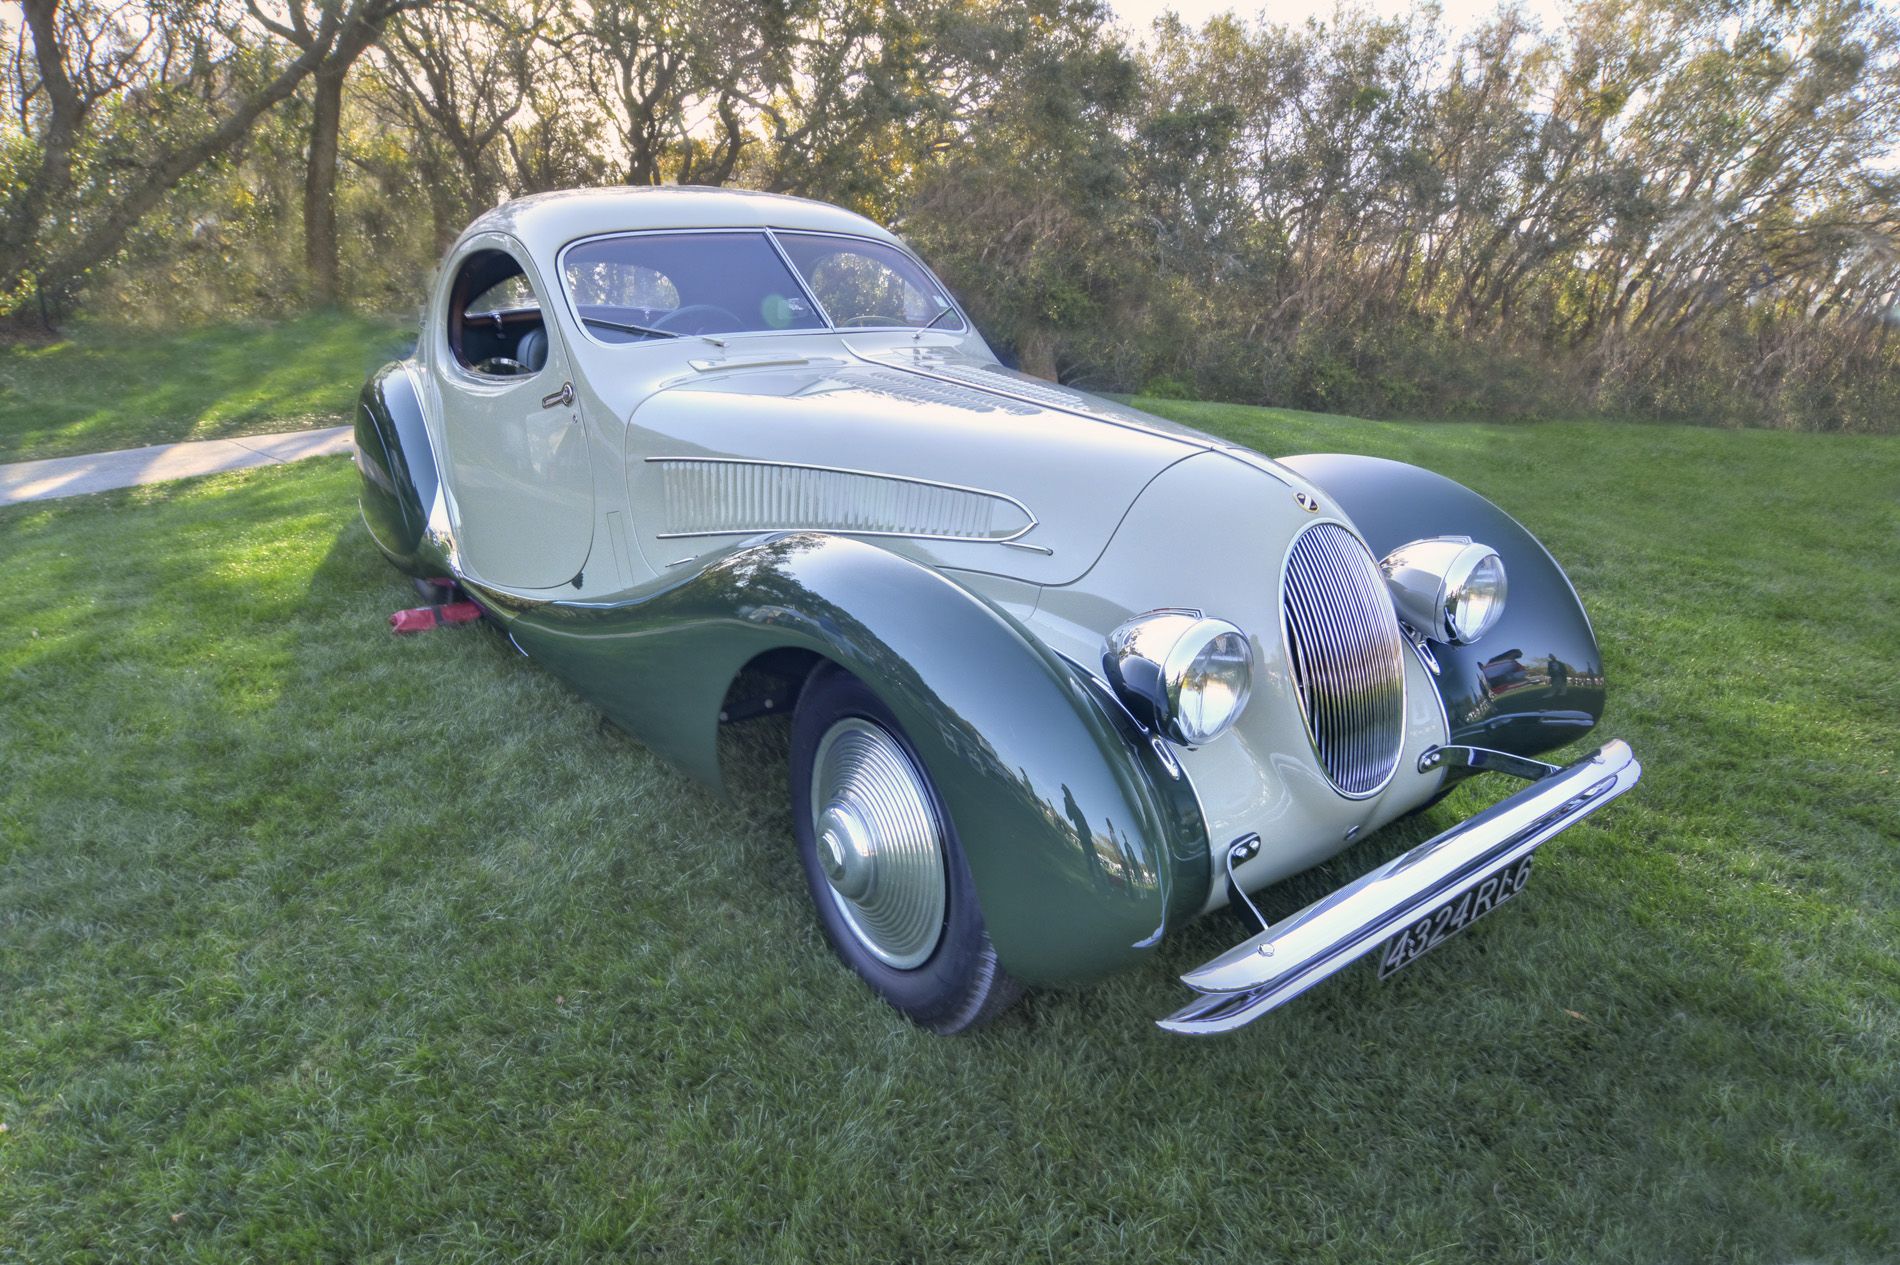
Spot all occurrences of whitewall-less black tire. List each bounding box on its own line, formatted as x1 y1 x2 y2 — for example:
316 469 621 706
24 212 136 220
790 666 1023 1034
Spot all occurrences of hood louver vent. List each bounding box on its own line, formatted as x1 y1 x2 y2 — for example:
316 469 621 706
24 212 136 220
652 458 1035 542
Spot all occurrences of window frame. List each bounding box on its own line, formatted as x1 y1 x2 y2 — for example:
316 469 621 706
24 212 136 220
444 245 552 381
555 226 969 349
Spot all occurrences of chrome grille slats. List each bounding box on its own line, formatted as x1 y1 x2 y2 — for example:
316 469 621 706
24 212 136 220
653 457 1033 541
1282 523 1408 797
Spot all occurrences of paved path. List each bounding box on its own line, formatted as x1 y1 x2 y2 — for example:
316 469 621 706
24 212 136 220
0 426 354 507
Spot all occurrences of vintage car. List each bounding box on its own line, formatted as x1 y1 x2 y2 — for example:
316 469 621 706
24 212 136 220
352 186 1641 1035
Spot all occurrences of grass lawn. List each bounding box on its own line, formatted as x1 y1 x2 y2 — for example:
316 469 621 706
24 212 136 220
0 313 411 465
1 398 1895 1261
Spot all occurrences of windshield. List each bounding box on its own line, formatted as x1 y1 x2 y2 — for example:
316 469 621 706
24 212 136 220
775 232 965 331
563 231 827 341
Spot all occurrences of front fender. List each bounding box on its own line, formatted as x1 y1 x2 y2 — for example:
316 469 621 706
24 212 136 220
1279 454 1605 758
498 533 1211 987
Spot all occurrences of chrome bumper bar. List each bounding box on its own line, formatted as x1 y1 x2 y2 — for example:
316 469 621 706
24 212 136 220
1159 739 1642 1034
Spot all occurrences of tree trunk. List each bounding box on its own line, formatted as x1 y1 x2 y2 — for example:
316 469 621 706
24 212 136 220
416 141 463 255
304 62 348 306
2 0 86 290
1017 326 1058 382
31 32 331 311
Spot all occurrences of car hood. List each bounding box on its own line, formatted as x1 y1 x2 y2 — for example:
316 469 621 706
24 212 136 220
617 343 1267 586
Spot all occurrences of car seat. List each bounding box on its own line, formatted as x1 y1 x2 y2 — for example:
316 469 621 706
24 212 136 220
516 326 549 373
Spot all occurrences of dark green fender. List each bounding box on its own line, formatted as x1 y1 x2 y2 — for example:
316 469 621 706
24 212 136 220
1279 454 1605 758
354 361 443 577
494 532 1212 987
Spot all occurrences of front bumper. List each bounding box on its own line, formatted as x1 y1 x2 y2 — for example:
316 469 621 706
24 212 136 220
1159 739 1642 1034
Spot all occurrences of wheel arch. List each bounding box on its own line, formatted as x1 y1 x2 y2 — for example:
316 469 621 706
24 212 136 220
1278 453 1606 758
500 532 1211 986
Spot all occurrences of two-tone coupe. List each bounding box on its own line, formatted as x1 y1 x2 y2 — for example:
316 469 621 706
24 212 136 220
353 186 1642 1034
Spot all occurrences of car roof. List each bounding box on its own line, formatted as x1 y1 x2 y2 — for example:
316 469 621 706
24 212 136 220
459 186 905 258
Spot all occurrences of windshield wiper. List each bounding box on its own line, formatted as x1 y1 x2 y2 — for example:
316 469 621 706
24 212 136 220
582 315 680 340
919 304 962 331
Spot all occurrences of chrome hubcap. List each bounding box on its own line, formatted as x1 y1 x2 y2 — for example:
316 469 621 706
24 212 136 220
809 718 946 969
817 803 878 901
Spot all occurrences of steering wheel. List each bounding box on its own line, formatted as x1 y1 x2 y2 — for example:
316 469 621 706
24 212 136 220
651 304 740 335
839 314 908 328
472 357 529 376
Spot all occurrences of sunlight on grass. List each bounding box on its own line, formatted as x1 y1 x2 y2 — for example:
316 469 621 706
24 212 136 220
0 313 410 463
0 412 1895 1261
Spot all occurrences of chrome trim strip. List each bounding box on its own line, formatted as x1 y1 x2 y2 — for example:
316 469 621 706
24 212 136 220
1157 739 1641 1034
644 455 1038 543
688 356 810 373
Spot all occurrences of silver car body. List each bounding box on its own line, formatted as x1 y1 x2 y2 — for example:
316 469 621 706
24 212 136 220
367 186 1639 1032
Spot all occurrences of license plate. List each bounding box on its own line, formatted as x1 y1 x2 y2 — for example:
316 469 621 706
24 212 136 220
1377 854 1534 980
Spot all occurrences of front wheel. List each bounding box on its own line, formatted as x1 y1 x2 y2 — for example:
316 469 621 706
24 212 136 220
790 666 1023 1034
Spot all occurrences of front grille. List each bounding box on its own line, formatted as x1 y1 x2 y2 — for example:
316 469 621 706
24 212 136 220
1282 522 1408 797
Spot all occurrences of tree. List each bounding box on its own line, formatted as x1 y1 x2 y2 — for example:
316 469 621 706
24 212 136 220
0 0 333 321
367 0 549 249
245 0 433 304
903 4 1142 381
559 0 778 188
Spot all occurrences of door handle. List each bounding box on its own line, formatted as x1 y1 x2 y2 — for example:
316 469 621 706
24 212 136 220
541 382 575 409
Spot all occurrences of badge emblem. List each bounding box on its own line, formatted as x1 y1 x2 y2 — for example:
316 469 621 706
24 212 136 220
1295 491 1320 512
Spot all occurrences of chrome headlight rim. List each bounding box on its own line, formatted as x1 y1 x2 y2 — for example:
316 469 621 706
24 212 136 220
1379 536 1508 646
1103 610 1256 748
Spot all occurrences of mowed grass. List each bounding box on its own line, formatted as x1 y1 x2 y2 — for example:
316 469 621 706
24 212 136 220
0 313 411 464
1 405 1895 1261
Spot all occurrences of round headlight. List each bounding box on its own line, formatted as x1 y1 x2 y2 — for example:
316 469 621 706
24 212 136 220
1445 550 1507 643
1103 611 1255 747
1379 537 1508 645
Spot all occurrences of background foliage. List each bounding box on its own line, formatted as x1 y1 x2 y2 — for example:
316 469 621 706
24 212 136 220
3 0 1898 430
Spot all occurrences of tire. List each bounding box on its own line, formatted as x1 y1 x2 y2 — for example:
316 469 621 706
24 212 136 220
790 665 1023 1034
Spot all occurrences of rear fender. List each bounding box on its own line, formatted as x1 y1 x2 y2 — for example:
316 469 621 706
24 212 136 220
1279 454 1604 758
499 532 1211 986
354 361 445 577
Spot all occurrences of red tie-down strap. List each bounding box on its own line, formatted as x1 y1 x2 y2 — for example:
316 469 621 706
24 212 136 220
389 602 482 633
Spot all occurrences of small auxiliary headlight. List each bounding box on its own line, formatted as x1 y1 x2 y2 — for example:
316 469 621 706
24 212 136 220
1379 537 1508 645
1103 611 1255 747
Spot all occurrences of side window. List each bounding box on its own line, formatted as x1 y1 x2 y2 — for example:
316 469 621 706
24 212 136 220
448 250 550 377
465 274 540 317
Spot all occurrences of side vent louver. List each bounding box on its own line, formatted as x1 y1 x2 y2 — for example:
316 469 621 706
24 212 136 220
653 458 1035 543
